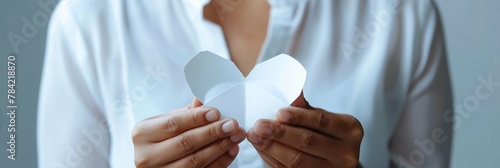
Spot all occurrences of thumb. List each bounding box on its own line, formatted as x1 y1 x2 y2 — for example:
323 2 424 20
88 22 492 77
290 91 312 109
190 98 203 108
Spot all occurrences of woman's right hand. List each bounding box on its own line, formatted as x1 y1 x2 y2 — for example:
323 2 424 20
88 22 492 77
132 99 246 168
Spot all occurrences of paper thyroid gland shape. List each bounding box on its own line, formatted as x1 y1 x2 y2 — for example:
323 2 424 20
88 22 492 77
184 51 307 129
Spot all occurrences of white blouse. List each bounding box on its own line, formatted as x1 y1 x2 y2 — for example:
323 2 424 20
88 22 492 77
38 0 453 167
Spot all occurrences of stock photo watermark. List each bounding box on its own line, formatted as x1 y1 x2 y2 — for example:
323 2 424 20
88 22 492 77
6 0 58 53
5 55 17 161
340 0 411 62
3 0 57 161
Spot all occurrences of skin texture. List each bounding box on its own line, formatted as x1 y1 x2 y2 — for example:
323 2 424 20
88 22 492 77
248 93 364 168
132 0 364 167
132 99 247 167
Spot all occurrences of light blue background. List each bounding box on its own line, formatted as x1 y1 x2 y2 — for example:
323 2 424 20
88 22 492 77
0 0 498 167
434 0 500 167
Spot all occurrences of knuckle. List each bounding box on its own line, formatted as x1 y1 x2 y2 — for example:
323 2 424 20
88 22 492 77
261 139 274 151
301 130 316 148
163 117 181 135
177 135 193 152
131 122 145 142
288 151 304 167
217 139 232 152
134 153 152 168
345 114 361 129
190 108 205 126
208 123 220 141
293 109 303 124
317 113 330 129
345 115 364 138
134 160 147 168
275 124 286 139
189 153 203 168
132 120 152 143
351 127 364 140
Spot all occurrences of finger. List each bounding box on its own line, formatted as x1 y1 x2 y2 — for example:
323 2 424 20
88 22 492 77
290 91 312 109
190 98 204 109
206 145 239 168
156 98 202 117
164 97 201 115
158 120 244 163
247 129 327 167
164 97 203 117
249 129 276 166
167 129 245 168
275 107 364 139
253 119 341 157
132 107 221 142
253 139 285 168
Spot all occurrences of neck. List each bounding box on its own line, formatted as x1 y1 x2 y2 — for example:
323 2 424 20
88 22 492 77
203 0 271 76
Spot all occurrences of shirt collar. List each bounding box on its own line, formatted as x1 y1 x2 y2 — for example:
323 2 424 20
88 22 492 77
183 0 307 61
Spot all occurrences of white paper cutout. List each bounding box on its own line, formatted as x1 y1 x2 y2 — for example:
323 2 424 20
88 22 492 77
184 51 307 129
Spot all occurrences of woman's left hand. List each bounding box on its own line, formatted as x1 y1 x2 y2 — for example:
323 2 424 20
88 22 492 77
247 93 364 168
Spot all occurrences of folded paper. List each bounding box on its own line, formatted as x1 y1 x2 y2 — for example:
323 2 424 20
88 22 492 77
184 51 307 129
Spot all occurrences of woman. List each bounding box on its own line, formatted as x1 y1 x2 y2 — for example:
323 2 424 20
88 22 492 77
38 0 453 167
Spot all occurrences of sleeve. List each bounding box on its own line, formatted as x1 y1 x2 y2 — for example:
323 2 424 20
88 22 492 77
37 1 111 167
389 1 453 168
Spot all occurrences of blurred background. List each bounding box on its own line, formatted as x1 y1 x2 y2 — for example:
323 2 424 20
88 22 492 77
0 0 498 167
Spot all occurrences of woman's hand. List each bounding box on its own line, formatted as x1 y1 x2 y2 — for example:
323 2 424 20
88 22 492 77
132 99 246 168
247 93 364 168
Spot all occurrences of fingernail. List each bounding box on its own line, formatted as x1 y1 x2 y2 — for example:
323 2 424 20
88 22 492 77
230 132 245 143
249 133 262 144
255 122 272 135
222 120 236 133
205 110 218 122
277 110 291 122
229 146 239 156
